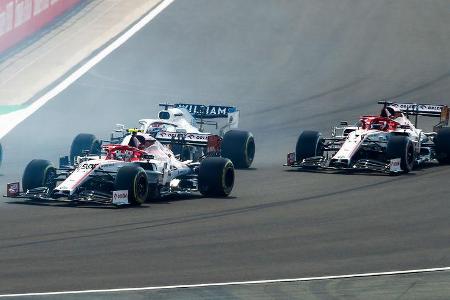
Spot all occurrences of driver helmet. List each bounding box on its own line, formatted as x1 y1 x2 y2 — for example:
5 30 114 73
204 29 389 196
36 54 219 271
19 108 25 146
139 135 157 149
128 131 140 148
386 106 403 118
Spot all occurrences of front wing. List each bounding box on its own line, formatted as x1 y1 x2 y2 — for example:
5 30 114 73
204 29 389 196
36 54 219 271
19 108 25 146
285 155 403 174
5 184 132 207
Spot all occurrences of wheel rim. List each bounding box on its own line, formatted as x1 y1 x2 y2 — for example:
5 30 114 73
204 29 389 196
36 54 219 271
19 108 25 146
136 176 147 198
246 138 255 164
406 143 414 166
136 174 147 199
222 164 235 195
224 167 234 189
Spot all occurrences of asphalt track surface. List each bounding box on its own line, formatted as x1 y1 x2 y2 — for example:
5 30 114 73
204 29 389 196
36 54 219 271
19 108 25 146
1 0 450 297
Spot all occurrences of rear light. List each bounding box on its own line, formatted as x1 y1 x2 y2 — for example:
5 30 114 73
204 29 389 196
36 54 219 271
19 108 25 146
7 182 20 197
287 152 296 166
207 135 222 154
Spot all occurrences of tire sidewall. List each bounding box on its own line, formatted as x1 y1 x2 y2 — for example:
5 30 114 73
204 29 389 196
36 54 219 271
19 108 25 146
199 157 235 197
435 127 450 164
22 159 56 191
387 135 414 173
70 133 101 164
221 130 255 169
295 131 323 161
115 165 148 205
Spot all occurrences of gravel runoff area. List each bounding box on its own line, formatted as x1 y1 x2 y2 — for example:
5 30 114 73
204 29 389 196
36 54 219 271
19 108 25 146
0 0 162 109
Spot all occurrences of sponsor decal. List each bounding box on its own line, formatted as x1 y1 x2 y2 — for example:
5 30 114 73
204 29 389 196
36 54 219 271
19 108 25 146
157 131 208 141
150 122 164 128
112 190 129 205
391 103 443 114
77 163 98 170
7 182 20 197
174 103 236 118
389 158 402 172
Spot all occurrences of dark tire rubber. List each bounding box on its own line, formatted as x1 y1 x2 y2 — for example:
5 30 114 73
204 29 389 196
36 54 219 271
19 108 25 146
221 130 255 169
70 133 101 164
295 131 323 161
22 159 57 191
115 165 148 206
435 127 450 164
146 184 161 202
199 157 235 197
387 135 415 173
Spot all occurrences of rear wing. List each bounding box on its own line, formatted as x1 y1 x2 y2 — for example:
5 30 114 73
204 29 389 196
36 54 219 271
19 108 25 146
378 101 449 130
155 131 210 147
159 102 240 134
159 103 238 118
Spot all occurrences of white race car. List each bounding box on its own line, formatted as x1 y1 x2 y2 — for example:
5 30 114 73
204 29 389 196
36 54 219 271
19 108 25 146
69 103 255 169
6 135 235 206
285 101 450 174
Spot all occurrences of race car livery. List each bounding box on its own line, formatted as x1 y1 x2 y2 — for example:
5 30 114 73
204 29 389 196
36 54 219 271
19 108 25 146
6 135 235 207
106 103 255 168
285 101 450 174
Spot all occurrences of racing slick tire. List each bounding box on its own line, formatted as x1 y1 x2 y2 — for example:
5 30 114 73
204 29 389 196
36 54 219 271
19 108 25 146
70 133 102 164
198 157 234 197
221 130 255 169
435 127 450 164
115 165 148 206
22 159 57 191
295 131 324 161
387 135 414 173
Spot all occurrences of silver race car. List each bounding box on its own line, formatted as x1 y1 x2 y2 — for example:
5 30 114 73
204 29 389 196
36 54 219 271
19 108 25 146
285 101 450 174
69 103 255 169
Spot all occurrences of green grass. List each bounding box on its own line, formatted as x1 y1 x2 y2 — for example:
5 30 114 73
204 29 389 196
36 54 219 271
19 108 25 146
0 104 28 115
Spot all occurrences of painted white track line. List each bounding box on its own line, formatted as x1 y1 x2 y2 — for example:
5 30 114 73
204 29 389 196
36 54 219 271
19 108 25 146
0 0 175 140
1 267 450 298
